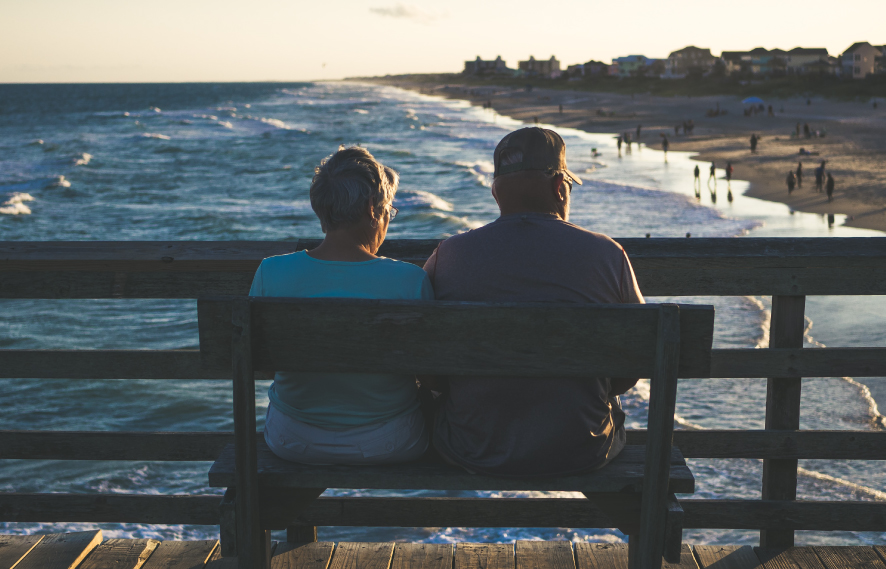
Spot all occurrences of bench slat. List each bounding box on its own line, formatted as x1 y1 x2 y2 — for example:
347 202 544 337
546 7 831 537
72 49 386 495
198 299 714 378
208 442 694 494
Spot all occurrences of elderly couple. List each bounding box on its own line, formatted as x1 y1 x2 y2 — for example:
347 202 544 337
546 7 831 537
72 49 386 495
250 127 644 477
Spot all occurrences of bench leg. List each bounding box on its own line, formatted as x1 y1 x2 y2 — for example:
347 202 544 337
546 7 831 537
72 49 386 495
287 525 317 543
220 488 237 557
663 495 684 564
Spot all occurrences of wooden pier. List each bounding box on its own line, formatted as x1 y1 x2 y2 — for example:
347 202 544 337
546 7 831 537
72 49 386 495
2 238 886 557
3 533 886 569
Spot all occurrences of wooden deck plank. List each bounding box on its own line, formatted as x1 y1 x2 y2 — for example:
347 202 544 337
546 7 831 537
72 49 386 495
874 548 886 566
13 531 102 569
0 534 44 569
664 545 700 569
515 541 574 569
271 542 334 569
391 544 452 569
140 540 218 569
454 544 514 569
574 543 628 569
693 545 762 569
755 547 828 569
813 547 886 569
327 543 393 569
77 539 160 569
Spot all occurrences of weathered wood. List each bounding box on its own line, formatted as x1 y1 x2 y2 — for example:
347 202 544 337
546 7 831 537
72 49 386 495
271 542 334 569
209 441 694 493
516 541 575 569
454 544 514 569
4 429 884 462
205 545 240 569
693 545 761 569
326 543 393 569
664 496 685 564
4 238 886 297
199 298 714 378
391 544 453 569
3 347 884 381
575 543 629 569
140 540 218 569
875 547 886 566
637 304 682 569
77 538 160 569
220 489 237 557
13 531 102 569
755 547 827 569
663 545 699 569
0 534 44 569
813 547 886 569
285 527 317 544
231 298 266 569
761 295 806 548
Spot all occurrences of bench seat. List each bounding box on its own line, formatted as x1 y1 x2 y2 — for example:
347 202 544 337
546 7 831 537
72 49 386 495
208 440 694 494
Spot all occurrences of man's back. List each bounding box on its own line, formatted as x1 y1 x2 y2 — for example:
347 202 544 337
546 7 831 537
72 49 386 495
424 212 644 477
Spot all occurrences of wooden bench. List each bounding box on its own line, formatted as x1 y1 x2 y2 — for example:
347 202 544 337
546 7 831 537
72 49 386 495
198 297 715 569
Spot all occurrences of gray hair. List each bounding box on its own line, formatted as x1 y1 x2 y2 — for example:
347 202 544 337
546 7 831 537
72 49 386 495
310 146 398 231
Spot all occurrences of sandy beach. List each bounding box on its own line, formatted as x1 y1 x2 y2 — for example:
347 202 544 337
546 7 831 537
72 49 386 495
371 77 886 233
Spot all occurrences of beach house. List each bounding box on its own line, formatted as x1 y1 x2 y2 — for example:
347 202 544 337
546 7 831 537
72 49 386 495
612 55 651 78
785 48 831 75
720 51 751 76
517 56 561 79
841 42 882 78
665 46 718 78
565 60 608 79
463 56 510 75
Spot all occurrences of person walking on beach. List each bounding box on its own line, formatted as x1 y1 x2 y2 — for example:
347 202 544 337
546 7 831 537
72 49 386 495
750 134 758 153
694 164 701 197
726 162 734 183
424 126 644 478
804 123 811 138
624 133 632 152
661 134 669 159
636 124 642 140
708 162 717 188
815 160 826 192
616 135 623 155
796 162 803 189
786 171 796 194
826 173 835 201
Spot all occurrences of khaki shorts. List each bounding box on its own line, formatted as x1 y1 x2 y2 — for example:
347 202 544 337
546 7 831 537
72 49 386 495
264 404 428 465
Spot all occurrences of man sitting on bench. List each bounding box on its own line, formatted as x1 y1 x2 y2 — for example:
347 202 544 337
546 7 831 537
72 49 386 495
424 127 645 477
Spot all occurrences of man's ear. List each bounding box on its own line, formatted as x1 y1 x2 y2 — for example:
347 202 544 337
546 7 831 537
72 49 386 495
551 173 566 202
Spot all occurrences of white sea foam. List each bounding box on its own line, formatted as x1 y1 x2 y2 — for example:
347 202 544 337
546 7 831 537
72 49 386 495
0 192 35 215
28 139 44 146
140 133 171 140
46 175 71 188
73 153 92 166
194 114 218 121
149 106 161 113
353 109 370 115
214 106 236 112
258 117 288 129
455 160 495 186
395 189 454 212
217 121 233 129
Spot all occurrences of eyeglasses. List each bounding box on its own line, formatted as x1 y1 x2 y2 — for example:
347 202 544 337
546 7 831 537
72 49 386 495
388 206 399 221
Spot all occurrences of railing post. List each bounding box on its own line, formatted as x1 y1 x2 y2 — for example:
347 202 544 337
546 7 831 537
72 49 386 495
760 295 806 547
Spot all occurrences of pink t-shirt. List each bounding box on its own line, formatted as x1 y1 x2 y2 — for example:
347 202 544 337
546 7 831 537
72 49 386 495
424 212 644 477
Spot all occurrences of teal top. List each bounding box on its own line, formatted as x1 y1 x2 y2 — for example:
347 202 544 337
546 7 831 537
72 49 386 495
249 251 434 429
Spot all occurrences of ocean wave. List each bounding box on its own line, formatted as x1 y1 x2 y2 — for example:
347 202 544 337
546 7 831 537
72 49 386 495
140 133 171 140
217 121 233 129
193 114 218 121
149 107 161 113
73 153 92 166
27 139 44 146
46 175 71 188
454 160 495 186
395 189 453 212
257 117 289 129
0 192 35 215
353 109 370 115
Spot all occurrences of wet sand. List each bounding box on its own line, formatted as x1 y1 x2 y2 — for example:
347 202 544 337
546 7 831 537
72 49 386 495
371 78 886 233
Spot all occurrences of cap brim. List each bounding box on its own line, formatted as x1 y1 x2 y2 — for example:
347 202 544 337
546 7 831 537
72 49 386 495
564 169 583 185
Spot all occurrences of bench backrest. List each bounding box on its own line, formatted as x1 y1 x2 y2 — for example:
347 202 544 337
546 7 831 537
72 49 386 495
197 297 715 377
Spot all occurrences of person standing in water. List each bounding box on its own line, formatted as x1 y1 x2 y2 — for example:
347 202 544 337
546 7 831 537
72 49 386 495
796 162 803 189
786 171 796 194
693 164 701 197
726 162 734 183
708 162 717 188
616 135 623 155
661 135 669 159
826 173 835 201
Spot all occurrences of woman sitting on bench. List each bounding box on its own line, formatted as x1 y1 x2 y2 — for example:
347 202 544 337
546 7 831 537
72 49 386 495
248 146 433 465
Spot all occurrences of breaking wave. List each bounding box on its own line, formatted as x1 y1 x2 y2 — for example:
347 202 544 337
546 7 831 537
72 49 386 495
0 192 35 215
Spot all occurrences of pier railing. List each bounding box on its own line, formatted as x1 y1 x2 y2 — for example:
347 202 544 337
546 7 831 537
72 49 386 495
2 238 885 546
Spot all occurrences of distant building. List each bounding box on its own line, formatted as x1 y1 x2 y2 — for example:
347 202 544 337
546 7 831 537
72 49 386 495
463 56 509 75
785 48 830 74
841 42 882 78
518 56 561 78
607 62 620 76
720 51 751 75
565 60 608 78
665 46 718 78
612 55 650 77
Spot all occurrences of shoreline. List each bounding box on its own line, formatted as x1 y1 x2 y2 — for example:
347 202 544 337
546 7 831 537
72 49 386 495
368 78 886 234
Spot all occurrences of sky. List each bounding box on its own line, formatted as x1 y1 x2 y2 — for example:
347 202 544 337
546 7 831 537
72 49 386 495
1 0 884 83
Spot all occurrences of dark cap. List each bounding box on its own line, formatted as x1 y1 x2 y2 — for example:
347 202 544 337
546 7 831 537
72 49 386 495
493 127 582 185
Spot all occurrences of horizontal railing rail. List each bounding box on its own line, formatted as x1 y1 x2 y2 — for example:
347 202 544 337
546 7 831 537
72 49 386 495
3 429 886 461
3 238 886 297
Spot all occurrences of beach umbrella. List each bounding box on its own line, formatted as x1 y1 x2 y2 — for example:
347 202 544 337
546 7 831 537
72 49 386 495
742 96 765 105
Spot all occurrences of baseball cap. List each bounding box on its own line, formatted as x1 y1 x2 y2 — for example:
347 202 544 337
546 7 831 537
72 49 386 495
493 127 582 185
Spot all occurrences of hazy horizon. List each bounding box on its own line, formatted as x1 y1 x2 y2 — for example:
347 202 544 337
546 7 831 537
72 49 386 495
2 0 884 83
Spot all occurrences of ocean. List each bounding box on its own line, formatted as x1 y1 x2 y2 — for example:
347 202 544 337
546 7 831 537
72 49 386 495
0 81 884 546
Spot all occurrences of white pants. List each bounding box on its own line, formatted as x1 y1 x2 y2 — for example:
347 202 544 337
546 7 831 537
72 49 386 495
264 404 428 465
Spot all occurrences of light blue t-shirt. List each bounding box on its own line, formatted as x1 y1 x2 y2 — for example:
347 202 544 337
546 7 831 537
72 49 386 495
249 251 434 430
